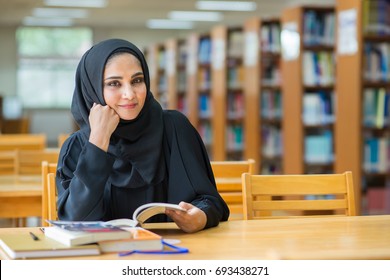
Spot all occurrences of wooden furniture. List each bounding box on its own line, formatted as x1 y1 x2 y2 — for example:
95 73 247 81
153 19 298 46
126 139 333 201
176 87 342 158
281 6 336 175
242 171 356 219
0 175 41 227
211 25 245 161
184 33 200 128
145 43 168 108
17 149 59 176
0 134 46 151
0 146 56 225
335 0 390 215
40 159 255 225
1 118 30 134
0 150 18 175
47 173 58 223
244 17 283 174
0 96 3 132
165 38 187 113
187 32 213 157
144 44 159 99
57 133 69 148
41 161 57 227
1 215 389 260
211 159 255 220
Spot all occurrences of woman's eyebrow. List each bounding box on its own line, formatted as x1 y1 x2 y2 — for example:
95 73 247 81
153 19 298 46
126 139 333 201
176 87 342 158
131 72 143 78
104 72 143 81
104 75 122 81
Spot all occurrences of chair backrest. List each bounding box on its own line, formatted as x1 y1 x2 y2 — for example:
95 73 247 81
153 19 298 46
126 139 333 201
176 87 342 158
0 150 18 175
1 118 30 134
242 171 356 219
41 161 58 226
58 133 70 148
0 134 46 151
211 159 255 220
47 172 58 224
17 149 59 175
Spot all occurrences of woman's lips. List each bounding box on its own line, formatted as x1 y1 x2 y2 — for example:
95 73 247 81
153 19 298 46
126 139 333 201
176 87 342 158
119 103 137 109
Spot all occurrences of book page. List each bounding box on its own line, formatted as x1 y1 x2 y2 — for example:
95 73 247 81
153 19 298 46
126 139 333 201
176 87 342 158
133 203 186 224
103 218 138 228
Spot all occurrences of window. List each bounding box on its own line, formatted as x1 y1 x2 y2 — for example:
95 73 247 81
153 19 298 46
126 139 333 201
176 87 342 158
16 27 92 108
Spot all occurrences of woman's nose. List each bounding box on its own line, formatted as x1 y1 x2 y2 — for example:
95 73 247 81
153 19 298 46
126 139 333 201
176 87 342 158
122 84 135 99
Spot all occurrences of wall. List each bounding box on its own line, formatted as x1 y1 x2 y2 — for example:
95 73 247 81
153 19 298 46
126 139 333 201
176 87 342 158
0 26 17 97
26 109 75 147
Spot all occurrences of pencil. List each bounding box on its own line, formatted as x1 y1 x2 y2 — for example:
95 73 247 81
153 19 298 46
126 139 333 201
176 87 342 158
29 231 40 241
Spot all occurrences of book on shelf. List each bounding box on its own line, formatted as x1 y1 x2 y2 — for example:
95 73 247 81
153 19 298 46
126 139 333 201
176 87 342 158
45 202 185 247
0 233 100 259
97 227 163 253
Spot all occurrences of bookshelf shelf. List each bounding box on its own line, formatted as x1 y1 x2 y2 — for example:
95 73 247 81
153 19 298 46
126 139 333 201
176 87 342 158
243 17 283 173
211 25 245 161
186 33 214 157
281 5 336 175
165 38 188 112
335 0 390 215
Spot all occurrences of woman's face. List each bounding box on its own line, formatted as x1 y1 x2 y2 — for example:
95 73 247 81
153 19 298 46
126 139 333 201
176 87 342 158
103 53 147 121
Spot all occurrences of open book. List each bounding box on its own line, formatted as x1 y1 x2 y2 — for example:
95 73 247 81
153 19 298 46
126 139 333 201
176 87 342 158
45 203 185 247
103 202 186 227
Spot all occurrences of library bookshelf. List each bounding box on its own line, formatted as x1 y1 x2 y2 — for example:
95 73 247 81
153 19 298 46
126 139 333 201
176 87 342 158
155 43 168 109
335 0 390 215
186 32 213 157
281 5 336 176
165 38 188 112
145 44 158 101
244 17 283 174
211 25 245 161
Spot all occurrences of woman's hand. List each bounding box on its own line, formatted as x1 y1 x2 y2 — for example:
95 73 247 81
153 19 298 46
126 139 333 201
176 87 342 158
89 103 120 152
165 201 207 233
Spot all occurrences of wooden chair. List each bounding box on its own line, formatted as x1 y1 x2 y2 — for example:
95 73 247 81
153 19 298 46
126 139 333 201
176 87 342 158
0 134 46 152
17 149 59 176
1 118 30 134
211 159 255 220
47 173 58 224
58 133 70 148
242 171 356 219
41 161 58 226
0 150 18 175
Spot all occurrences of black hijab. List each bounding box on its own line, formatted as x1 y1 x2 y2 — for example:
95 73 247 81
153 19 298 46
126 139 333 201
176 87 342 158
71 38 165 187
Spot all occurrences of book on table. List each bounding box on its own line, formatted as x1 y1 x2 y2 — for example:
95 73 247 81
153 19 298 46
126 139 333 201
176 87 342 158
44 220 132 247
44 202 184 249
97 227 163 253
0 233 100 259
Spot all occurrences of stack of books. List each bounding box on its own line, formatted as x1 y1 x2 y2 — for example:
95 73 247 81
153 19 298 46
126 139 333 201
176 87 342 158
0 222 163 259
0 202 185 259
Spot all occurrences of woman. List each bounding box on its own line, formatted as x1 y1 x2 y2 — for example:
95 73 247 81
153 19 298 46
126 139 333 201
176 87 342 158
56 38 229 233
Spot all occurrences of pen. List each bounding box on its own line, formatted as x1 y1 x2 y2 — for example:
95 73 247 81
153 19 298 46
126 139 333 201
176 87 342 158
29 231 40 241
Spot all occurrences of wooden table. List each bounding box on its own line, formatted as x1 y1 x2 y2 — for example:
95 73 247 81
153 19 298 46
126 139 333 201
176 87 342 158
1 215 389 260
0 175 42 219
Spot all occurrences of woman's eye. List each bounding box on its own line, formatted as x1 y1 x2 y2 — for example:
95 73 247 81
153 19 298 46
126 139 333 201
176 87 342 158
131 77 144 85
106 81 120 87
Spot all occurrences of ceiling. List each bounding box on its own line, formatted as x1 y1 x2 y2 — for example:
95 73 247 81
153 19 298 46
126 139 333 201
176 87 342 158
0 0 335 34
